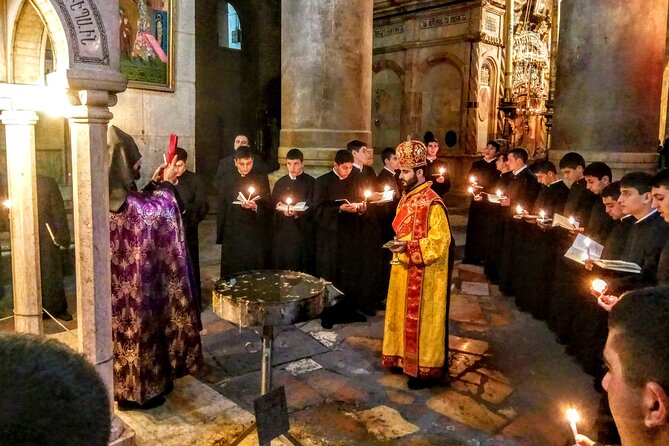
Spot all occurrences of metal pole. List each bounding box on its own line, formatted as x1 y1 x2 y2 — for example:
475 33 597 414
503 0 515 101
260 325 274 395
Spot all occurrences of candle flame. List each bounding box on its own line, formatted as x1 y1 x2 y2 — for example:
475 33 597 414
364 190 372 199
248 186 255 194
592 279 607 294
439 167 445 174
569 216 575 225
469 175 476 183
566 408 580 424
2 199 11 209
286 197 293 205
539 210 546 218
468 186 474 194
384 184 390 192
516 205 523 214
496 189 503 197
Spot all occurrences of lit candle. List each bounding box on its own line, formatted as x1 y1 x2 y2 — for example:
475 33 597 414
247 186 255 201
469 175 477 184
566 408 580 439
2 199 11 209
286 197 293 212
496 189 503 198
467 186 475 194
516 204 523 215
364 190 372 202
384 184 390 192
539 210 546 220
592 278 608 295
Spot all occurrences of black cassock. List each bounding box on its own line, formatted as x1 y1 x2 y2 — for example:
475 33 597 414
514 179 569 318
657 238 669 286
216 170 270 277
175 169 209 312
37 175 71 315
464 158 499 264
313 170 361 301
426 158 451 198
548 179 600 342
348 165 385 314
377 167 401 298
606 211 669 294
497 167 541 296
270 172 315 273
213 151 269 186
570 215 635 374
483 171 513 282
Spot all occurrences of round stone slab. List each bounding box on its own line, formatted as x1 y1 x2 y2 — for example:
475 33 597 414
212 270 327 327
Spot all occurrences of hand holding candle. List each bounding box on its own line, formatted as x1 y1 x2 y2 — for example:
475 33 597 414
364 190 372 202
469 175 477 184
247 186 255 201
515 204 524 216
566 408 580 440
286 197 293 213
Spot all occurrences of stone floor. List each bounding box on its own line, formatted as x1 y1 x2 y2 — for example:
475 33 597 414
0 212 601 445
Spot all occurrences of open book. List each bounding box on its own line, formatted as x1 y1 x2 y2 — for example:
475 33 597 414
590 260 642 274
370 189 395 204
276 201 308 212
552 213 579 230
564 234 604 264
233 191 261 206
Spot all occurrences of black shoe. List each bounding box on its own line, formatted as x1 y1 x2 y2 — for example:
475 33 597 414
320 318 334 329
389 367 403 375
117 395 166 411
161 381 174 397
407 377 439 390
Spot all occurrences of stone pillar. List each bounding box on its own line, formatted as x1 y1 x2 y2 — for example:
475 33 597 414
279 0 373 176
0 110 42 334
551 0 668 177
67 90 115 408
465 39 481 154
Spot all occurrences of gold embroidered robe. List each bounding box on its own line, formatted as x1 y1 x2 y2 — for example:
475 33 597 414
382 181 451 378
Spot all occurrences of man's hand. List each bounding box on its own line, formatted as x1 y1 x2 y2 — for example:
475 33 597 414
436 176 445 184
340 203 357 213
473 194 483 202
584 259 594 271
500 197 511 207
152 155 179 184
597 294 619 312
389 241 407 253
573 433 596 446
242 200 257 210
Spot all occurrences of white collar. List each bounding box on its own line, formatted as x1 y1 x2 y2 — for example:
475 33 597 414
427 156 436 163
289 171 302 180
635 208 658 224
353 163 363 171
513 165 528 175
384 166 396 174
550 178 563 186
333 168 344 180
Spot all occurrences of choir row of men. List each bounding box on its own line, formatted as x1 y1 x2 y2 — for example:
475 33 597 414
211 137 451 327
464 143 669 383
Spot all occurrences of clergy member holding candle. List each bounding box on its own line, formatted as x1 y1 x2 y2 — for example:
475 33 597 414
216 146 271 276
271 148 315 273
483 153 514 283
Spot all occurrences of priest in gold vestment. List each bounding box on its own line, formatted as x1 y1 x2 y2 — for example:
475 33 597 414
382 139 452 390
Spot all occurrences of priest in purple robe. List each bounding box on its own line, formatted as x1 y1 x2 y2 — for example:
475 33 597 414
108 126 202 410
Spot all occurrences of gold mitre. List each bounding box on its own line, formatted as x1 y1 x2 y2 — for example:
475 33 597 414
396 137 427 169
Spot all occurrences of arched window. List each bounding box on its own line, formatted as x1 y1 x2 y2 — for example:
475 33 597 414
217 1 241 50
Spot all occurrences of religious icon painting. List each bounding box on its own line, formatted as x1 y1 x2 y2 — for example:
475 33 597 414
119 0 174 91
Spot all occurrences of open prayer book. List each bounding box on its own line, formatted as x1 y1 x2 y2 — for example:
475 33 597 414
233 192 261 206
552 213 578 230
487 194 505 204
564 234 641 273
370 189 395 204
276 201 308 212
564 234 604 264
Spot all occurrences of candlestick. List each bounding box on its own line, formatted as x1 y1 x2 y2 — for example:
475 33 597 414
439 167 445 178
516 204 523 215
566 408 580 440
247 186 255 202
568 215 578 228
286 197 292 213
364 190 372 202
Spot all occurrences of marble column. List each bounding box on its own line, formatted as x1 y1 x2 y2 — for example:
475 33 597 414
0 110 42 334
67 89 115 407
279 0 373 176
550 0 668 177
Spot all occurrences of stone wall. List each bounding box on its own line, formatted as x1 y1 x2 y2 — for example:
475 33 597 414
111 0 196 187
